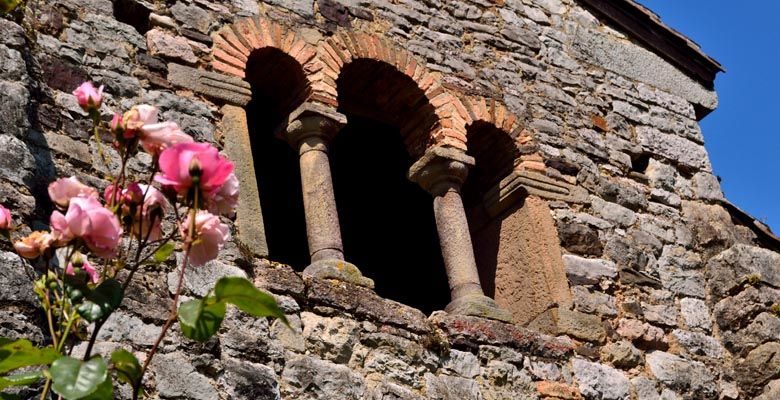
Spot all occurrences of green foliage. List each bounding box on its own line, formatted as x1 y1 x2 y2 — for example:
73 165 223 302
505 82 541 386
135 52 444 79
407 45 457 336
0 339 58 374
152 243 175 263
110 349 141 390
178 276 287 342
178 298 226 342
75 279 123 323
214 277 288 325
0 0 22 15
0 370 44 390
50 356 109 400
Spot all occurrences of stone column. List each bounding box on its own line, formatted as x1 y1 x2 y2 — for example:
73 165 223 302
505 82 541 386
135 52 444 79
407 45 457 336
409 146 512 322
283 103 373 288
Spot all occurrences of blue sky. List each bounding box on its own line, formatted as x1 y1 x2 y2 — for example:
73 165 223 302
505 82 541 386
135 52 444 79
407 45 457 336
636 0 780 230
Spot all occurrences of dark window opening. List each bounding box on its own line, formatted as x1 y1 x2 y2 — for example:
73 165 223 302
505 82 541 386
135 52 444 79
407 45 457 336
330 114 450 315
246 49 311 269
113 0 151 35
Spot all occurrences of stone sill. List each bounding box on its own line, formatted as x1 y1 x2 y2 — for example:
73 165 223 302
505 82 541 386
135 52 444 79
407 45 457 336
253 258 574 360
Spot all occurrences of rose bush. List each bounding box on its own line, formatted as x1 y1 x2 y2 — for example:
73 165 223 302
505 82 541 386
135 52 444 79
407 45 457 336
0 83 286 400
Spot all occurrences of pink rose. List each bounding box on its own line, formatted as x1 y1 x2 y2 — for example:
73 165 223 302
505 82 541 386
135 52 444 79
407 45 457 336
65 257 99 284
48 177 100 209
0 204 11 230
14 231 55 259
181 211 230 267
123 104 158 131
139 121 193 155
208 173 239 217
133 184 169 241
72 82 103 112
114 105 159 139
155 143 234 199
51 197 122 259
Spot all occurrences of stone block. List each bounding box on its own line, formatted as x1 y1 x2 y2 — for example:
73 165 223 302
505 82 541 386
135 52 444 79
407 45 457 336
735 342 780 395
146 28 198 64
96 311 161 346
431 312 573 358
601 340 642 369
557 221 604 256
167 257 247 297
631 376 660 400
153 352 219 400
307 279 432 334
219 358 280 399
572 286 618 317
563 254 617 285
572 358 630 400
636 126 710 171
554 308 606 343
645 351 716 398
369 381 423 400
679 298 711 332
671 330 724 358
706 244 780 300
656 246 705 299
424 373 481 400
591 196 637 227
0 251 37 305
168 63 252 106
301 312 361 363
691 172 722 201
282 355 366 399
0 82 29 138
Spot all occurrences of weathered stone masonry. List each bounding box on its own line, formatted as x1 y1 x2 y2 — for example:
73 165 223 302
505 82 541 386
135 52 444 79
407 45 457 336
2 0 780 399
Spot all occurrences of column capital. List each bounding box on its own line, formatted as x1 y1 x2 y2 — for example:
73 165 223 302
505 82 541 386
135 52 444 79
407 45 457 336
281 102 347 150
408 146 475 195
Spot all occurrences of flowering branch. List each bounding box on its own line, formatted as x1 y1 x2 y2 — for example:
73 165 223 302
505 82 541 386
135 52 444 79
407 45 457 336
0 82 285 400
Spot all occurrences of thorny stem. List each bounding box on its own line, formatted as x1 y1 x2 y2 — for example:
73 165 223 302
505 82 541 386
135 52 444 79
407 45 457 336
134 204 196 399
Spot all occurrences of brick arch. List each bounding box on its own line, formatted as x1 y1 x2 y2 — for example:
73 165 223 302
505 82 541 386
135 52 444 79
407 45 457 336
317 31 469 157
459 95 546 174
212 17 318 84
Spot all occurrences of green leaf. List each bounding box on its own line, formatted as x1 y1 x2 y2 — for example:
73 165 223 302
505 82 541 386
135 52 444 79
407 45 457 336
178 298 226 342
0 339 59 374
214 277 288 325
0 370 44 390
76 279 123 322
152 243 175 263
0 393 21 400
80 374 113 400
50 356 108 400
110 349 140 387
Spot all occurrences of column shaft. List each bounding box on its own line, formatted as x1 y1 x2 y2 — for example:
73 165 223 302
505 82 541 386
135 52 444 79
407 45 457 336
433 188 484 299
297 136 344 262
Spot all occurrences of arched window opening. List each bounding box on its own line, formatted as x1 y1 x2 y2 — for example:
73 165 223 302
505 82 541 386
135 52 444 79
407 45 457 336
332 59 450 314
245 48 310 269
462 122 520 298
463 123 571 326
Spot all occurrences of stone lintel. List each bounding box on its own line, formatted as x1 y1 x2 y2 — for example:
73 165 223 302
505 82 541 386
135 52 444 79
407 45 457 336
408 146 475 194
167 63 252 106
280 102 347 147
483 170 588 217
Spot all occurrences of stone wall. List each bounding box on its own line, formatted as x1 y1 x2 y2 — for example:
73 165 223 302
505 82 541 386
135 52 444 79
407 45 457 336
1 0 779 399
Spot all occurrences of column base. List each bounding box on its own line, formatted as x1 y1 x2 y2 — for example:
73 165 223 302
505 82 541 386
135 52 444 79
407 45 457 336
445 294 513 323
302 259 374 289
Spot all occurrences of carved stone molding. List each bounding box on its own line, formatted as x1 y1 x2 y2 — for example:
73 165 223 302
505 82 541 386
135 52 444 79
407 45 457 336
167 63 252 106
483 170 588 218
